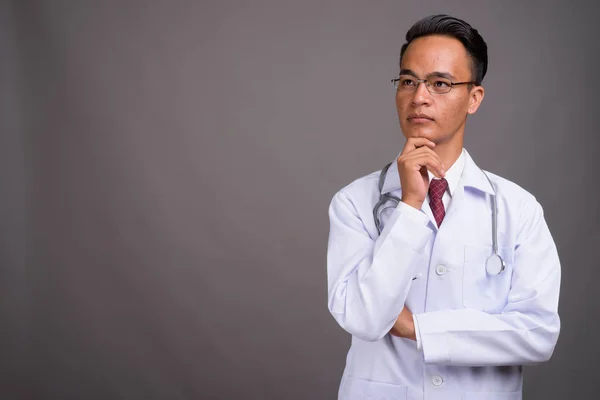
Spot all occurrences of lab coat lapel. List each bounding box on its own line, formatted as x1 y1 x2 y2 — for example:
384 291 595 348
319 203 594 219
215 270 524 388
380 149 493 230
421 198 436 230
440 150 494 228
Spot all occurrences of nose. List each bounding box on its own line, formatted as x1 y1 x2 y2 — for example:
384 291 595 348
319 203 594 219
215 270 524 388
410 81 432 107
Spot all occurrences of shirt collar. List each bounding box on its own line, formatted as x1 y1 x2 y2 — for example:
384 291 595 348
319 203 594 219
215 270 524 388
380 148 494 196
426 148 465 197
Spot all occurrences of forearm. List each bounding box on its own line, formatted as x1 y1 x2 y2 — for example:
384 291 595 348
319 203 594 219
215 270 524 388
414 197 561 366
415 307 560 366
328 197 432 341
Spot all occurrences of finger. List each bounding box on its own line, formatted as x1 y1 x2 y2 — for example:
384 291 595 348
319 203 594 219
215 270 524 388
400 145 444 165
400 137 436 155
399 145 445 173
414 146 446 173
400 148 445 173
408 146 446 172
405 158 444 180
401 153 445 178
402 137 435 154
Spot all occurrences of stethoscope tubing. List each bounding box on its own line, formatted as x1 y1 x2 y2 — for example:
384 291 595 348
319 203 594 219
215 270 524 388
373 161 505 275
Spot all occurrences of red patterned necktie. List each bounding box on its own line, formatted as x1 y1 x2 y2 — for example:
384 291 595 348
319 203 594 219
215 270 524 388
429 178 448 227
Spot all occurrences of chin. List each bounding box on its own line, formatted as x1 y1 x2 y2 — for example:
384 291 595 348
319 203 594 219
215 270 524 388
402 129 437 141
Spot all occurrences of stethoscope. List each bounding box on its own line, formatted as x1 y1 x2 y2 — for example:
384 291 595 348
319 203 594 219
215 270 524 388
372 162 506 275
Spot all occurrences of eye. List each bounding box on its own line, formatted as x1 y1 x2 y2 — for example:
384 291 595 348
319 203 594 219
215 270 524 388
431 79 451 88
400 78 416 86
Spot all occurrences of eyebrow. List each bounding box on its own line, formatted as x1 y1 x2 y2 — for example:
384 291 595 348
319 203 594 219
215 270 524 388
399 69 457 81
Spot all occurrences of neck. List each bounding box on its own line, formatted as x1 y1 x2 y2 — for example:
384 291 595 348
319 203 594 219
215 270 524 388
434 139 463 171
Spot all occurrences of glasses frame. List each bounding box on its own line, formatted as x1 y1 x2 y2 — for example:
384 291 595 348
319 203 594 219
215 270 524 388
391 75 477 94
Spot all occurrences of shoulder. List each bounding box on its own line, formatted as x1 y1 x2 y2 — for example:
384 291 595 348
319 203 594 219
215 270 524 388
328 168 383 216
484 171 536 202
483 170 545 223
331 169 381 200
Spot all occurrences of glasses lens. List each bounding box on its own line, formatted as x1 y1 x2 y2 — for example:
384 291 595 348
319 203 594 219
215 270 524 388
427 77 452 94
396 75 417 91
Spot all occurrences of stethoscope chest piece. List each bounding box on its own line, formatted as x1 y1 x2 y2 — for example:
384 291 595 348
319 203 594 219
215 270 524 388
485 253 506 275
374 160 506 276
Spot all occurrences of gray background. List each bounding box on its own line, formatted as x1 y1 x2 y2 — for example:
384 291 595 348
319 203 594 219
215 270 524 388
1 0 598 399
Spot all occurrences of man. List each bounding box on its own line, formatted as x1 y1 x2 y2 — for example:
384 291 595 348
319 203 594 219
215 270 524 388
326 14 561 400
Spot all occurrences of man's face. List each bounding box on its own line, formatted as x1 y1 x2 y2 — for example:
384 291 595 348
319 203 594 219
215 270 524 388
396 35 483 144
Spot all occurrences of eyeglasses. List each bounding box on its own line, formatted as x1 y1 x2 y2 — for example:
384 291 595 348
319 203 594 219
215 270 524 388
391 74 476 94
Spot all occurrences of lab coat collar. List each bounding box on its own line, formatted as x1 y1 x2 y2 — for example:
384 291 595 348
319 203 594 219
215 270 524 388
460 149 495 195
380 148 494 196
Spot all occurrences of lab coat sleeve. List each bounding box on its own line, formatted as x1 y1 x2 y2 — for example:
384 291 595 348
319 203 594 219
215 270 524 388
327 190 433 342
415 198 561 366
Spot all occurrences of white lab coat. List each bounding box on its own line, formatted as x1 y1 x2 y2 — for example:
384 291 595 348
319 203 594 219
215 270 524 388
327 149 560 400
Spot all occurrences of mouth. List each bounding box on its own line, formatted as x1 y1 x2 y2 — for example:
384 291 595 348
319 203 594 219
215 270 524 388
407 113 434 123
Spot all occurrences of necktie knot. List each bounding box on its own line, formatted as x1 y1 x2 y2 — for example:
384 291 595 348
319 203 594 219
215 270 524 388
428 178 448 200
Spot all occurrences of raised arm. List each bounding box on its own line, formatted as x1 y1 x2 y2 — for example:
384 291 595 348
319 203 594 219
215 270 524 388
327 189 433 341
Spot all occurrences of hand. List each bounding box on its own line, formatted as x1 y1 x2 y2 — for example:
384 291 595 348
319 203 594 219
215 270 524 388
389 305 416 341
397 137 445 210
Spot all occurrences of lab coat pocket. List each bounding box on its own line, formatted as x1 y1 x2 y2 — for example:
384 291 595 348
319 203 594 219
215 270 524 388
463 391 521 399
462 244 513 313
341 376 407 400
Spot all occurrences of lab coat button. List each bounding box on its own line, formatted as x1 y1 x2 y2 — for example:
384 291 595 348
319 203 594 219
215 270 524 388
432 375 443 386
435 265 447 275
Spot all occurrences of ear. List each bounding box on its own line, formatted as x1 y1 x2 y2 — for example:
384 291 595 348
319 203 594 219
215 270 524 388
467 85 485 114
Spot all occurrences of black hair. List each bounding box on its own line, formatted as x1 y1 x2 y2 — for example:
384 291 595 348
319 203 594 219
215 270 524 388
399 14 488 85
